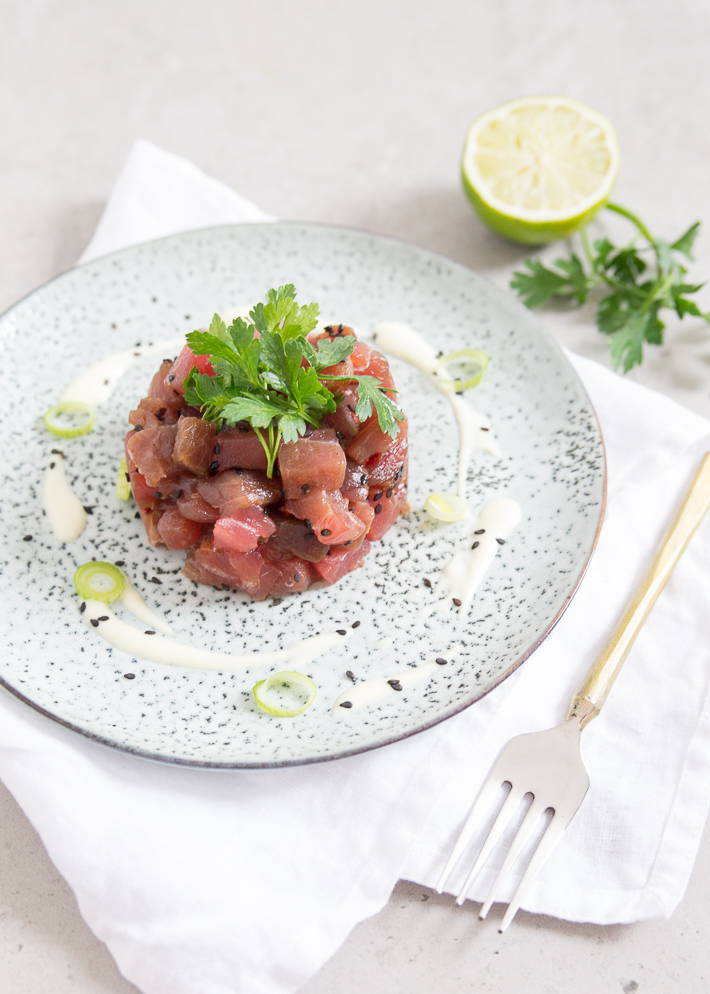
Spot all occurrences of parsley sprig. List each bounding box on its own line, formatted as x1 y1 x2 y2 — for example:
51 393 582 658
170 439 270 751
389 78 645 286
511 203 710 372
183 285 404 476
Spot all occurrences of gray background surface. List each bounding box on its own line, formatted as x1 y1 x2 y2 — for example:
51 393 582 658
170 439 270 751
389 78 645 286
1 1 709 991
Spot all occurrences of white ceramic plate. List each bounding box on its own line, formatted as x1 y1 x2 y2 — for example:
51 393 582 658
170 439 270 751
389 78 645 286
0 223 605 767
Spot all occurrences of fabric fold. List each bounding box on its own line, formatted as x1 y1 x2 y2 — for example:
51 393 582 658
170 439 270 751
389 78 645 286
1 140 709 994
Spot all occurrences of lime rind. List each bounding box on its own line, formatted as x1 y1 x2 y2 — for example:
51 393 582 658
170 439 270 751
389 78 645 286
461 95 620 245
44 400 96 438
253 671 317 717
74 562 126 604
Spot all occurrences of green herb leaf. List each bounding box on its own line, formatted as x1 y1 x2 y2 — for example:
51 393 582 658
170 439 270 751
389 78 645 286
353 376 404 439
181 286 401 474
511 203 709 371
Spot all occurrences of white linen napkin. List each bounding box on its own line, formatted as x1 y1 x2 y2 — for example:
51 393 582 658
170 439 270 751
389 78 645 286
1 139 710 994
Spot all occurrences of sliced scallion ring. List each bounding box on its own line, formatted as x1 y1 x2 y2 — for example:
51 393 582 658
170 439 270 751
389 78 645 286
424 492 468 522
252 670 317 717
436 349 489 392
44 400 96 438
116 455 131 501
74 561 126 604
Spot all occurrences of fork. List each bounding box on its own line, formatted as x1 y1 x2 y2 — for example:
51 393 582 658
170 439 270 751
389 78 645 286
436 451 710 932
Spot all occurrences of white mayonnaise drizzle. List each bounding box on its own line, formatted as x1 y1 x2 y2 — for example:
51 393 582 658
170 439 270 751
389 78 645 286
42 458 87 542
370 321 500 499
82 600 353 673
332 657 451 712
118 577 173 636
61 337 184 407
425 497 522 617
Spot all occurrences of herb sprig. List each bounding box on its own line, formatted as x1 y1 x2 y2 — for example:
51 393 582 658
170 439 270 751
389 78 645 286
511 203 710 372
184 285 404 476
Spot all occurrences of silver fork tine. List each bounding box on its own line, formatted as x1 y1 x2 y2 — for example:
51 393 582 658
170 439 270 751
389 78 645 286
454 787 524 906
435 773 506 894
478 797 547 920
498 811 570 932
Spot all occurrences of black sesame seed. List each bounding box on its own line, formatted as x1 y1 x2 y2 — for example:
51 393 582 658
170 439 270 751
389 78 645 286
134 424 144 431
346 670 356 682
496 538 506 545
144 630 156 635
480 426 490 432
97 616 109 622
214 442 221 454
83 505 94 515
49 461 55 469
386 488 393 498
90 619 99 627
167 374 175 382
301 483 310 494
293 573 300 582
23 535 32 542
124 673 136 680
125 473 130 482
153 492 162 499
172 490 182 499
337 629 347 636
304 519 312 531
374 503 383 514
338 323 344 332
361 475 369 486
423 578 432 588
51 448 63 456
79 602 86 613
340 701 354 708
388 679 403 691
474 528 485 535
453 598 462 607
134 512 141 519
209 461 219 470
435 657 447 665
352 620 361 629
471 541 480 550
373 491 383 501
151 577 162 584
321 528 332 536
115 561 125 567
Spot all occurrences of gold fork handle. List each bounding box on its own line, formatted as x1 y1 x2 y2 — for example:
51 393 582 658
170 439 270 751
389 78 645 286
567 451 710 729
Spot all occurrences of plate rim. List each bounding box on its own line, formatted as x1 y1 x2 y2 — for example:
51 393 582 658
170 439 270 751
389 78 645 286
0 220 608 768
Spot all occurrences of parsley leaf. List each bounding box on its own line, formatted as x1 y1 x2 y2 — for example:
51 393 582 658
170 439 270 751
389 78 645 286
510 203 710 371
182 286 403 475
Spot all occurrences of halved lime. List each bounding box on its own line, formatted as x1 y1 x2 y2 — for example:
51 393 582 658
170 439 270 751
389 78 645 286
462 96 620 245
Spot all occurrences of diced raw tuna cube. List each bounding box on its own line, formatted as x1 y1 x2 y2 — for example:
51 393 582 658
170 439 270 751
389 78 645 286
340 461 369 502
128 469 156 512
313 540 371 584
346 417 393 464
284 488 366 545
351 342 396 395
174 417 217 476
277 430 347 499
137 396 179 424
321 384 361 439
367 486 409 541
197 470 281 515
265 518 328 563
213 427 268 472
167 345 215 394
157 508 204 550
350 500 375 535
176 480 220 522
213 508 276 554
365 418 409 487
149 360 184 410
126 424 180 487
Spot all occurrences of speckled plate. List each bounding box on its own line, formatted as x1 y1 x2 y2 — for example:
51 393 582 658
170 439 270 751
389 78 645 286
0 223 605 767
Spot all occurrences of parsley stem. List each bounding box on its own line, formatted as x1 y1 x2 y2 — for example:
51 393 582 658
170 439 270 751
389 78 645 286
606 202 654 244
